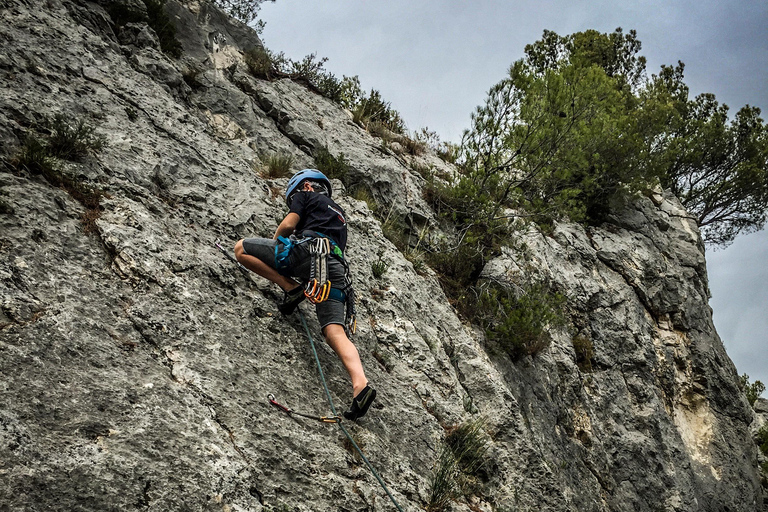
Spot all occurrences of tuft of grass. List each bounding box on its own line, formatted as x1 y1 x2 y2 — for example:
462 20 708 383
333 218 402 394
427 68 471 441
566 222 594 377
410 162 433 181
381 215 410 253
426 447 459 512
462 395 478 414
352 186 378 213
445 418 489 478
371 251 389 279
399 135 425 156
573 335 594 372
260 153 294 178
405 249 427 275
427 418 491 511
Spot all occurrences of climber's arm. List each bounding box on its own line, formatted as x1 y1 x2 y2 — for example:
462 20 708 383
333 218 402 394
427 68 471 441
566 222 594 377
273 212 300 239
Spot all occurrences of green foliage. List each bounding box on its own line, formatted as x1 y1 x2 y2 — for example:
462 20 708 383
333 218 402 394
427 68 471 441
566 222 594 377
572 335 594 372
757 425 768 456
241 43 407 137
317 74 364 110
352 89 406 134
740 374 766 407
415 128 461 163
445 418 489 478
757 425 768 476
11 135 55 176
211 0 274 27
381 214 410 252
463 32 647 226
427 447 459 512
461 28 768 244
472 282 565 360
427 419 491 511
11 120 106 232
313 146 350 184
351 186 378 213
655 82 768 245
243 46 278 79
371 251 390 279
46 115 107 161
260 153 293 178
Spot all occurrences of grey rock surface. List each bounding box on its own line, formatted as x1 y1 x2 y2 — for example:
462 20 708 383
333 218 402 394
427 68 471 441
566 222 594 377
0 1 764 511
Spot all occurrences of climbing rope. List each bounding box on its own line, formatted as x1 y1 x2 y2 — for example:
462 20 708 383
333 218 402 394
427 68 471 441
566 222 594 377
295 310 405 512
214 241 404 511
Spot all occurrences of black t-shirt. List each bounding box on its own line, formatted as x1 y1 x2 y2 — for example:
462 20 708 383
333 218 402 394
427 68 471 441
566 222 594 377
289 191 348 252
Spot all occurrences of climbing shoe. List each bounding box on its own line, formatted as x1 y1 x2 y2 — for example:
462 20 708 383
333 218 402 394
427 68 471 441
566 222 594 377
278 286 305 315
343 385 377 421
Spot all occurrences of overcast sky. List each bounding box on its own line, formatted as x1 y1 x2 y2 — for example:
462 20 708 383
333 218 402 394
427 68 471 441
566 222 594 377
259 0 768 395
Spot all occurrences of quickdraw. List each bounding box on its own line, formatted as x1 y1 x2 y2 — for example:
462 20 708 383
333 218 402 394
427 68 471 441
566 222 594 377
267 393 341 423
304 237 332 303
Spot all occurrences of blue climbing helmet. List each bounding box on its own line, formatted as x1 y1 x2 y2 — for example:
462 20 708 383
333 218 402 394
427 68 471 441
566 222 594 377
285 169 332 207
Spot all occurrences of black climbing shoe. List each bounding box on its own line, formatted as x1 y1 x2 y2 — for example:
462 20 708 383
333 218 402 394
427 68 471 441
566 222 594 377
278 287 305 315
343 385 377 421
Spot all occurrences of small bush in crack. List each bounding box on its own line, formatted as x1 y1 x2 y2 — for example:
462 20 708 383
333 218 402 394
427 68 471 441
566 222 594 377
46 114 107 161
757 425 768 475
244 46 276 79
426 446 459 512
11 134 56 176
11 118 107 232
313 146 350 184
445 417 490 480
472 282 566 360
351 186 378 213
572 335 594 372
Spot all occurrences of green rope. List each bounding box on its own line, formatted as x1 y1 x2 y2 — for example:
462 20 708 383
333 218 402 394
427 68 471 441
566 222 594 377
298 310 405 512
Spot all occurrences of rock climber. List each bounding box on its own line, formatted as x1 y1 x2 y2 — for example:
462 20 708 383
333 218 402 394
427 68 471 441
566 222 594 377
234 169 376 421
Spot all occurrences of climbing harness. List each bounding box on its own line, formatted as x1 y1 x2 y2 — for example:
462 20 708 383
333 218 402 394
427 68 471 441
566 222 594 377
214 241 403 511
274 232 357 335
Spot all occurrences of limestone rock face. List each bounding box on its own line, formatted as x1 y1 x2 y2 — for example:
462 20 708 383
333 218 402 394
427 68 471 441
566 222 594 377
0 1 764 511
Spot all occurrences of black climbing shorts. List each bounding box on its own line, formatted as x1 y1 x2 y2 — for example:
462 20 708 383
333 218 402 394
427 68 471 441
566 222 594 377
242 237 347 330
